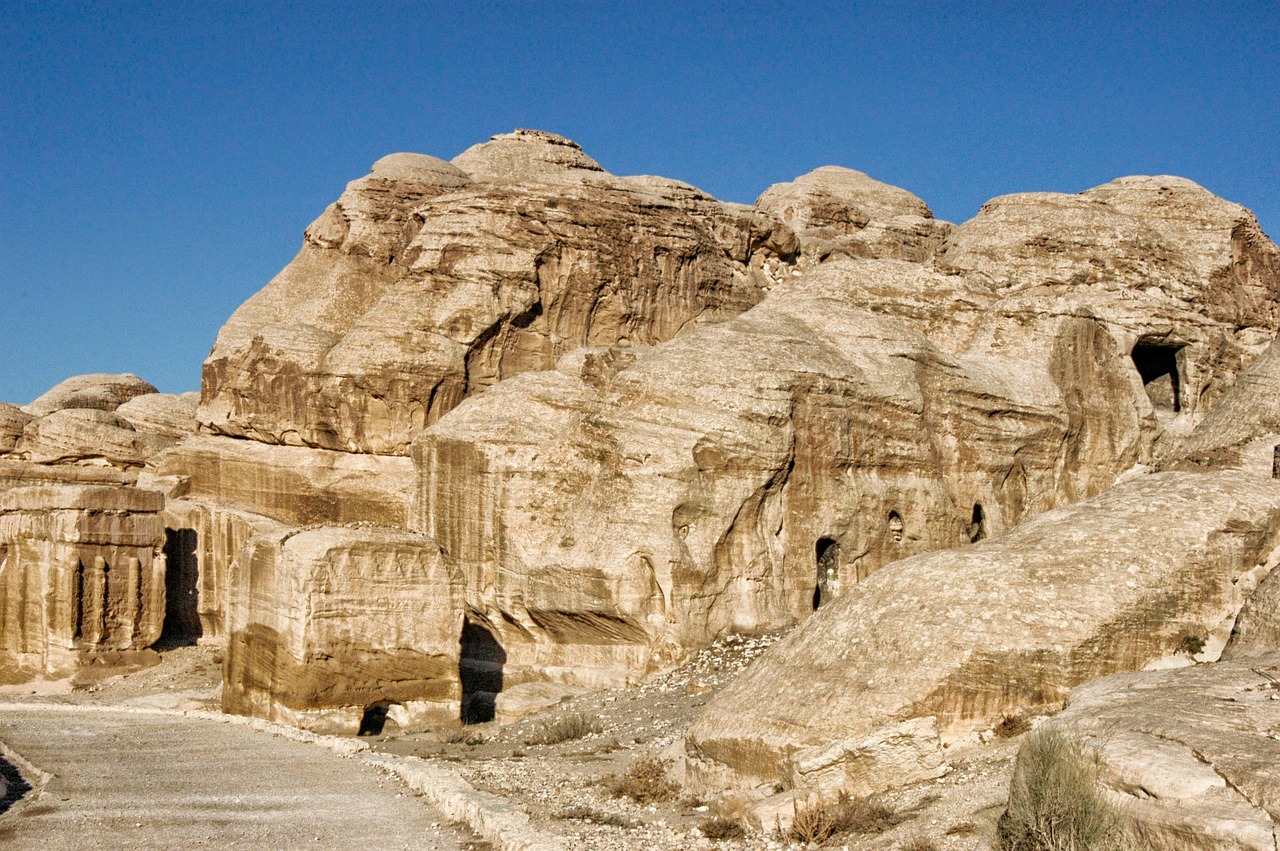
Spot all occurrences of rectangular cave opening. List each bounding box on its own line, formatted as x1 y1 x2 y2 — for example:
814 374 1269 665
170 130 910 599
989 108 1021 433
459 619 506 725
158 528 202 648
1130 339 1184 414
814 537 840 609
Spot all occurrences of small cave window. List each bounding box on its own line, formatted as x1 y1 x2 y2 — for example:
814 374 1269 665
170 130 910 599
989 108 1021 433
969 504 987 543
1131 339 1184 413
358 701 392 736
814 537 840 610
887 511 904 543
459 620 506 725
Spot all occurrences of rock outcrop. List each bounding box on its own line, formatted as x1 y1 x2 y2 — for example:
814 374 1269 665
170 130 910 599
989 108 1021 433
14 409 171 467
682 471 1280 800
0 404 33 453
1019 658 1280 851
410 256 1155 693
756 166 952 263
198 130 797 455
0 484 167 679
115 391 199 439
21 373 158 418
221 525 464 732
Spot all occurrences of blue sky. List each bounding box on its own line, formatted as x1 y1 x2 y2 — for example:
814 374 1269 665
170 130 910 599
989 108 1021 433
2 1 1277 404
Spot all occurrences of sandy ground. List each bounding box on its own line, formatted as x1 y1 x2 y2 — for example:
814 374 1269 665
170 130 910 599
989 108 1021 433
0 636 1023 850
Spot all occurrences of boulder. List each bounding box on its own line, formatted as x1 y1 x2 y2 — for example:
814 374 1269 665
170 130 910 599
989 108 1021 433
198 130 796 454
115 391 199 439
15 409 171 467
1017 658 1280 851
21 373 158 417
221 525 465 733
682 471 1280 799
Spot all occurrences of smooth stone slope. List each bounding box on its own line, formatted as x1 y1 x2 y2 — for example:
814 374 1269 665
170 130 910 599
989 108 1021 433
1020 658 1280 851
683 470 1280 800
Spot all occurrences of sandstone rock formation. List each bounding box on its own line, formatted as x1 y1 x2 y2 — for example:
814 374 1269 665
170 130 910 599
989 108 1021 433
115 391 199 439
4 129 1280 784
755 166 952 263
411 256 1154 695
0 404 33 453
221 525 464 732
199 129 796 455
0 484 166 679
1019 658 1280 851
682 471 1280 800
14 409 171 467
935 176 1280 437
21 373 158 418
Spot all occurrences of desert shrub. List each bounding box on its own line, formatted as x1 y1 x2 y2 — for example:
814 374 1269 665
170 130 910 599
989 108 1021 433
1178 632 1206 656
555 805 635 827
606 756 677 804
522 711 603 745
699 815 746 841
899 837 940 851
998 727 1129 851
785 792 900 845
995 713 1033 739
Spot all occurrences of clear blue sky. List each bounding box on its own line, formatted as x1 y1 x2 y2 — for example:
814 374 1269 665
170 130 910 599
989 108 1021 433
2 1 1277 404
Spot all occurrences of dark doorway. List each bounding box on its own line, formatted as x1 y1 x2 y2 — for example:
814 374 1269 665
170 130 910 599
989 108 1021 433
1131 340 1183 414
814 537 840 609
159 528 201 647
358 702 391 736
969 504 987 543
459 620 506 725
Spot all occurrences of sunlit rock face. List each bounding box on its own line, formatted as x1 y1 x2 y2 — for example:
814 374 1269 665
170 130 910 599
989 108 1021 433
411 257 1152 691
682 471 1280 800
0 484 167 679
198 130 798 455
1015 658 1280 851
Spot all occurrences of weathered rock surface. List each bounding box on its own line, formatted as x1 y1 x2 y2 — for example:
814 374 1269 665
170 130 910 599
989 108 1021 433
222 525 464 732
151 435 414 527
756 166 952 263
412 257 1155 695
1023 658 1280 851
934 176 1280 434
682 471 1280 799
21 373 158 417
0 484 166 678
0 458 137 490
0 403 33 453
14 409 171 467
115 391 199 439
199 130 796 454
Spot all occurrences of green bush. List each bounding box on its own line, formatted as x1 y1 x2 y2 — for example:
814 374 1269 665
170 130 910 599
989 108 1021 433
998 727 1131 851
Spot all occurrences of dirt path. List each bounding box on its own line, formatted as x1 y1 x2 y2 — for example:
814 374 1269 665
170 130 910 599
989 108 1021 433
0 704 478 850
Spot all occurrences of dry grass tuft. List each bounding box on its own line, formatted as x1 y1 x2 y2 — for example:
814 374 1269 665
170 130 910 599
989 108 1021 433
555 805 635 828
998 727 1130 851
699 815 747 841
995 713 1033 739
522 711 603 745
785 792 901 845
606 756 678 804
899 836 940 851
